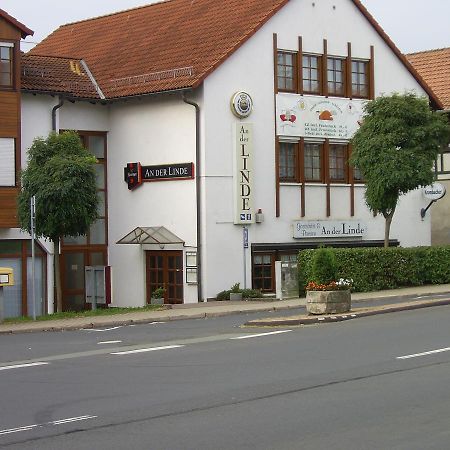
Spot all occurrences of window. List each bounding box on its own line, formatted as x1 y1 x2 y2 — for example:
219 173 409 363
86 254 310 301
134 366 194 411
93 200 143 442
351 60 369 98
302 54 321 94
353 166 364 182
304 143 323 182
0 43 13 87
0 138 15 186
279 142 297 181
436 147 450 175
252 253 274 292
327 57 345 96
329 144 347 182
277 51 297 92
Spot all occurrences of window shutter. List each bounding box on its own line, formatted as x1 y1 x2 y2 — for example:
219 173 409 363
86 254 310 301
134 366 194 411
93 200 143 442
0 138 15 186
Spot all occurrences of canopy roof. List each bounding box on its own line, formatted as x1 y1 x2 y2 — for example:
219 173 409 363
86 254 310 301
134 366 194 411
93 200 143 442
117 226 184 245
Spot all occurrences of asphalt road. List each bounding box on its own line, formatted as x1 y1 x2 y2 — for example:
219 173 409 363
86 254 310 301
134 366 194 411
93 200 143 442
1 304 450 449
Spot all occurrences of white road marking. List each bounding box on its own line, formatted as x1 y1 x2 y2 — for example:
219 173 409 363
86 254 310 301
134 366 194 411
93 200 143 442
0 362 49 371
230 330 292 340
83 326 123 332
397 346 450 360
97 340 122 345
149 321 166 325
110 344 184 355
0 415 97 436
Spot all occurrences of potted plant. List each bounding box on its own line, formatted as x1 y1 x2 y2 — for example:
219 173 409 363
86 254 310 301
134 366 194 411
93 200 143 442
229 282 243 301
305 247 351 314
150 286 166 305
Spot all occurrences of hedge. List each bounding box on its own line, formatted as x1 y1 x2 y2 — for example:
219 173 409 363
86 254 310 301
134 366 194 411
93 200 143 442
298 246 450 296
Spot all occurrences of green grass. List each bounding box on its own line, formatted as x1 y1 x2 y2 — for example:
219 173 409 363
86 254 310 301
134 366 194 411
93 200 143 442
3 305 163 324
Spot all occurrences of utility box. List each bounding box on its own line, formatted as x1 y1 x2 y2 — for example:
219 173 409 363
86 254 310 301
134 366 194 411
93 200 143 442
85 266 112 309
0 267 14 287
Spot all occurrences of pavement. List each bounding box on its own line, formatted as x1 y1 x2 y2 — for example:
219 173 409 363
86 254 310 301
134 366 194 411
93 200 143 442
1 284 450 334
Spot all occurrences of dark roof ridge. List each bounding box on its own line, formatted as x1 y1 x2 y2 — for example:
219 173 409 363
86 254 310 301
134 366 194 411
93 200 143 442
24 53 85 61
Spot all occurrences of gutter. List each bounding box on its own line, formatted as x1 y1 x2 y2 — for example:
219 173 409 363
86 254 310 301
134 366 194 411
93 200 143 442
51 97 65 131
182 92 203 303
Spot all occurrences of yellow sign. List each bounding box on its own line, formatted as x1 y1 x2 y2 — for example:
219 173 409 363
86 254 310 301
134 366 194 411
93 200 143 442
0 267 14 286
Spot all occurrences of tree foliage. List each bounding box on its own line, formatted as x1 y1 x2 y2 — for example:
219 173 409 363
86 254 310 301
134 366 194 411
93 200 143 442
18 131 99 312
350 93 449 247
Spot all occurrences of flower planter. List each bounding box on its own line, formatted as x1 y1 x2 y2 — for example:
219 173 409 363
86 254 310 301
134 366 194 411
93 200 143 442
150 297 164 305
306 290 351 315
229 292 243 301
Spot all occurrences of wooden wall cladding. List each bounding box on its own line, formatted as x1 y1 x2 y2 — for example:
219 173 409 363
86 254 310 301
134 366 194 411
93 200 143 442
0 188 19 228
0 92 19 138
0 21 21 41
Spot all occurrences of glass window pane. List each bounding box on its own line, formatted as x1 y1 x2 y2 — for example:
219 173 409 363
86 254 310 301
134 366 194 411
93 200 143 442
88 136 105 159
90 219 106 245
94 164 105 188
90 252 105 265
97 191 105 216
64 253 85 290
63 234 87 245
0 241 21 254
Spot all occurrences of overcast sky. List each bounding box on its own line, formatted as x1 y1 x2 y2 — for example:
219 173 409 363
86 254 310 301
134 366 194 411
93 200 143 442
2 0 449 54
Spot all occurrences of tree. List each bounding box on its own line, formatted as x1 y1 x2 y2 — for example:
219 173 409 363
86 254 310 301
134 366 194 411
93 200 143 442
351 93 449 248
18 131 99 313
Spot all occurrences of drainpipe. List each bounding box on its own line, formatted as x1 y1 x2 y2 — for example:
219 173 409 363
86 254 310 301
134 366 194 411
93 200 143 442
51 97 65 131
182 93 203 302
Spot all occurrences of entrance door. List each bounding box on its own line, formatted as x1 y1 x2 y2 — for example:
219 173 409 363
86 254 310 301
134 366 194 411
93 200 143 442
252 252 275 292
146 251 183 304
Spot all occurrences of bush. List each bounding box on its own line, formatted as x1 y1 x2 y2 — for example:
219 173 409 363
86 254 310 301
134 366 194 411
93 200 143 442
310 246 337 285
215 287 262 300
298 245 450 295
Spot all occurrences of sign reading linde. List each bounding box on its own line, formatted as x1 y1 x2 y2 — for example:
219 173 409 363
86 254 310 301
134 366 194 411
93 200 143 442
293 220 367 239
124 162 194 190
234 123 254 224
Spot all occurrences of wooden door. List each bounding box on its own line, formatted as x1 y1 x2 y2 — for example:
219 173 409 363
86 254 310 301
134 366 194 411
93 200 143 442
146 251 183 304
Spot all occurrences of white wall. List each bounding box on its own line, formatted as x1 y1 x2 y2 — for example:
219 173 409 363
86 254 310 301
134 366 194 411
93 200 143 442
200 0 431 298
107 93 198 305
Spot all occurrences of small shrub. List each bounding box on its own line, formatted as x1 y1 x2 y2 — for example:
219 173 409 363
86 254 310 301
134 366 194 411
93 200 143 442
310 246 337 285
216 290 230 301
241 288 262 298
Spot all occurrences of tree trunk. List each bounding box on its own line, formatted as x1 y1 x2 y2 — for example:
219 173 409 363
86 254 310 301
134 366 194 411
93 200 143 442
384 208 396 248
53 238 63 313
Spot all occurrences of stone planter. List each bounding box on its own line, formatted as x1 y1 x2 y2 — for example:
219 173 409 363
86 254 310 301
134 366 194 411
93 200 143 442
229 292 243 301
150 297 164 305
306 290 351 315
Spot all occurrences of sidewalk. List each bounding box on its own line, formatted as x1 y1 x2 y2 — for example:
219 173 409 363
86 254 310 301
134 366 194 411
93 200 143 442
1 284 450 334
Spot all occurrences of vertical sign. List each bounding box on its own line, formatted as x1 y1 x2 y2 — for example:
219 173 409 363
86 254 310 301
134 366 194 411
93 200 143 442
234 123 254 224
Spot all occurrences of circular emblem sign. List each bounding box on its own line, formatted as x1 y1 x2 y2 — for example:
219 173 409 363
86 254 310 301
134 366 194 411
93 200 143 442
231 92 253 118
423 182 446 201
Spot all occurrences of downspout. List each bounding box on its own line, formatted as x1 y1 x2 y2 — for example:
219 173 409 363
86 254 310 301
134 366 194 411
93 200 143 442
51 97 65 131
182 93 203 302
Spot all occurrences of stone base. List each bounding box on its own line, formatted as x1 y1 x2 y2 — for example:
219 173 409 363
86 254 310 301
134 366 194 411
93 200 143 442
306 290 351 315
150 297 164 305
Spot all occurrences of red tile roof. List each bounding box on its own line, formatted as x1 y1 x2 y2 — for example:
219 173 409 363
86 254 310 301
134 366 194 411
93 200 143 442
0 8 33 38
407 48 450 110
21 55 101 99
30 0 288 99
24 0 442 108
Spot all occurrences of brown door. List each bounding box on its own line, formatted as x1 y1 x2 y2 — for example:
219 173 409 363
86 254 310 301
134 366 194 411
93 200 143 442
146 251 183 304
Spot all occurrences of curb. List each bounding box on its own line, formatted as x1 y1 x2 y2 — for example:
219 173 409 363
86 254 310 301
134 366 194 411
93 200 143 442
244 298 450 327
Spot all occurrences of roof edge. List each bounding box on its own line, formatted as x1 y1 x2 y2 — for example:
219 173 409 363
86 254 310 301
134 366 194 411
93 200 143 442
352 0 443 110
0 8 34 39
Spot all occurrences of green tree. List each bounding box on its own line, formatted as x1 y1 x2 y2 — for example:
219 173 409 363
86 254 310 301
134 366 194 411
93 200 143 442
351 93 449 247
18 131 99 312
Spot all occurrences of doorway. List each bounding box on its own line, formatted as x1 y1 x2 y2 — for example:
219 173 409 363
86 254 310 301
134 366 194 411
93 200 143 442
146 250 183 304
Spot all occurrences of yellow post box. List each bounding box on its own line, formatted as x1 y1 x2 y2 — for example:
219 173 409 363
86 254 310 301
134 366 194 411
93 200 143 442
0 267 14 287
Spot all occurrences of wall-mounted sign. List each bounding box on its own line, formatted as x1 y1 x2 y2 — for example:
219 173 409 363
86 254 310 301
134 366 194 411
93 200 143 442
231 92 253 118
276 93 366 140
423 182 446 201
234 123 254 224
124 162 194 190
293 220 367 239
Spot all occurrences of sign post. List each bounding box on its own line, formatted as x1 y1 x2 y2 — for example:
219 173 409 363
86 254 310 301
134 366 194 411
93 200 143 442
243 226 248 289
31 195 37 320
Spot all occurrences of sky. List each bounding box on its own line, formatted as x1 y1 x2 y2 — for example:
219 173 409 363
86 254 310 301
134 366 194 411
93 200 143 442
2 0 449 54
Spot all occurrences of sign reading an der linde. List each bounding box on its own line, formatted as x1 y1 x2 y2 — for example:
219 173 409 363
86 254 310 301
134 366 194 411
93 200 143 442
293 220 367 239
234 123 254 224
124 162 194 190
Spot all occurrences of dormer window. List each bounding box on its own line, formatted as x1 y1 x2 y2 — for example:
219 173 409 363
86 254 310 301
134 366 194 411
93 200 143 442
0 42 14 87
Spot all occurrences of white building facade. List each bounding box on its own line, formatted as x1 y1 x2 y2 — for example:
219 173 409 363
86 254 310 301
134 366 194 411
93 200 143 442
0 0 443 315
